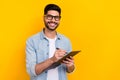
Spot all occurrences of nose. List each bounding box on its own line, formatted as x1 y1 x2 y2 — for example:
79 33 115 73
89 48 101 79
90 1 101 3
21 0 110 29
51 17 56 22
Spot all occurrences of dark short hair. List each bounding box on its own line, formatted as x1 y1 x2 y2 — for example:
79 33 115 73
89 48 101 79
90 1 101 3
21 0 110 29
44 4 61 15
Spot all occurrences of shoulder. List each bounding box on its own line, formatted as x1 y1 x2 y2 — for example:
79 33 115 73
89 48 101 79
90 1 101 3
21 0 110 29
26 32 41 43
57 32 72 52
57 32 71 42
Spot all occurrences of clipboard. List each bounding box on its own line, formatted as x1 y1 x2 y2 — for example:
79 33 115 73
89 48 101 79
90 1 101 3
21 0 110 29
57 50 81 63
47 50 81 70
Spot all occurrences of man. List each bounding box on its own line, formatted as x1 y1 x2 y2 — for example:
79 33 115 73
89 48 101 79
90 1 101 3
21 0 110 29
26 4 75 80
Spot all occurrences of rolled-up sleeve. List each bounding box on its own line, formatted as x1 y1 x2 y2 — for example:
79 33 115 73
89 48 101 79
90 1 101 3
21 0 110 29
26 39 37 77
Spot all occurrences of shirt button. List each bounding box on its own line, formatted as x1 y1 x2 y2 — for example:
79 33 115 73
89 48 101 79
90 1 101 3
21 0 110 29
47 52 49 55
45 71 47 73
47 44 49 46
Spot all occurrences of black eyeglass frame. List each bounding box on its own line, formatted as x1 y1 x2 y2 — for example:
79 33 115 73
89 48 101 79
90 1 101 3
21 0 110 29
44 14 61 21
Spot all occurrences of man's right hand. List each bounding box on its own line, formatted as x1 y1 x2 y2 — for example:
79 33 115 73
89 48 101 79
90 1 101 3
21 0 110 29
50 49 66 62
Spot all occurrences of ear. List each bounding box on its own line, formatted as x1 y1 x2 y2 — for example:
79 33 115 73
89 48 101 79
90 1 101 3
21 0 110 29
43 15 45 21
43 15 45 19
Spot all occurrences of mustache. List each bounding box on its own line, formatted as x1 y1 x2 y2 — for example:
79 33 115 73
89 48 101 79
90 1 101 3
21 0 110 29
48 22 57 24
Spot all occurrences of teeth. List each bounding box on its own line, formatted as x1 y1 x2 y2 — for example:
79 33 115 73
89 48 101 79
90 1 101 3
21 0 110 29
49 23 55 26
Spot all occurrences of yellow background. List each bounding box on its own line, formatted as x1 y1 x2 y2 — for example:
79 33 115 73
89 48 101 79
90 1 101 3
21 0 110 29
0 0 120 80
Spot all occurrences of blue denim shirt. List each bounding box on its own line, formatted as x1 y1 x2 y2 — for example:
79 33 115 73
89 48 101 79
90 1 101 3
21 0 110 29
26 30 72 80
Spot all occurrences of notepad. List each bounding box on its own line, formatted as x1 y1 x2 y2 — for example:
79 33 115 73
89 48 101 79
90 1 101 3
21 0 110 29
47 50 81 70
57 50 81 63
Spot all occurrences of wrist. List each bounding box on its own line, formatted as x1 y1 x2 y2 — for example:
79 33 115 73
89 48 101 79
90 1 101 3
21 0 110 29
50 57 56 63
67 64 75 73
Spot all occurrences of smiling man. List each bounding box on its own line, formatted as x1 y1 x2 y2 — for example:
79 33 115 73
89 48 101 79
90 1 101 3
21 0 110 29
26 4 75 80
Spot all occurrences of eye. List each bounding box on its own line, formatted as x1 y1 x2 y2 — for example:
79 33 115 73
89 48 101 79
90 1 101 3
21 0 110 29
44 15 61 21
54 16 61 20
46 15 52 19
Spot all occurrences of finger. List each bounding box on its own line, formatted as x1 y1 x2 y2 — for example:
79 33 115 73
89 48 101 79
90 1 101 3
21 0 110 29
56 49 66 54
58 53 65 57
62 60 70 64
58 51 66 56
69 56 74 60
65 58 72 61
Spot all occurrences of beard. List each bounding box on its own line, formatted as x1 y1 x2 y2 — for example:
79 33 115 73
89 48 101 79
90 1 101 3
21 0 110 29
44 21 59 31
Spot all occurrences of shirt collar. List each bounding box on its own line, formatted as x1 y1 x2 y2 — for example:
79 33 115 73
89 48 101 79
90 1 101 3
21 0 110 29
40 28 61 40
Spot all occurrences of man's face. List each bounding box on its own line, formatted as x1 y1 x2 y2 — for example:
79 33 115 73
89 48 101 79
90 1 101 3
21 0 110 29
44 10 61 31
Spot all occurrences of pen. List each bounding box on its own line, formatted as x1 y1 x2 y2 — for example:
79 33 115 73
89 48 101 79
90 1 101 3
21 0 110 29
56 48 67 55
56 48 59 50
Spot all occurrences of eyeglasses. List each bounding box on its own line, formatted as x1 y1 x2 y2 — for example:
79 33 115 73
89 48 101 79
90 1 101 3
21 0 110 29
44 15 61 21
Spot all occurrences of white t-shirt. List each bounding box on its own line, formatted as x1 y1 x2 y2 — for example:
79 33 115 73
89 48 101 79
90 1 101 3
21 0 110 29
46 37 59 80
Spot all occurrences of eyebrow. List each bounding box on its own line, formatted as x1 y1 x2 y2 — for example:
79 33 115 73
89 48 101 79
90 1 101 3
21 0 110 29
46 14 60 16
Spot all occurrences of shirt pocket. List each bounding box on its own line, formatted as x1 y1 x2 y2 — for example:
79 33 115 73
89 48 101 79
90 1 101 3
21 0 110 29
57 42 69 52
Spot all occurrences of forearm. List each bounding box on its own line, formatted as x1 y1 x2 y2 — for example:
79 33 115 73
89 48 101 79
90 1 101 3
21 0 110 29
66 65 75 73
35 49 66 75
35 58 54 75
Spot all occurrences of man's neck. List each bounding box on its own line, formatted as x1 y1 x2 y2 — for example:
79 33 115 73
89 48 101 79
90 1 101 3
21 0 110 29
44 28 57 39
